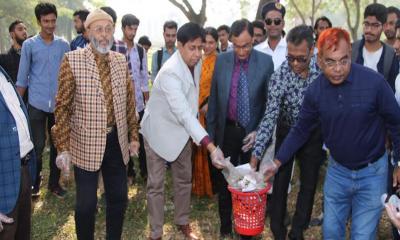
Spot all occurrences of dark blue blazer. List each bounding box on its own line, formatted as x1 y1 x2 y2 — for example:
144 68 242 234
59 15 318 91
207 49 274 147
0 66 36 214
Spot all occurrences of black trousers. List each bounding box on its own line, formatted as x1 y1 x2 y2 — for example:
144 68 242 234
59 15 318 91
28 104 60 190
74 128 128 240
0 164 32 240
216 122 251 239
127 110 147 178
269 125 325 240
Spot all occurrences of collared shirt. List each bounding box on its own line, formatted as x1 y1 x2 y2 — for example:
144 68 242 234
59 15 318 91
255 37 287 71
0 72 33 158
151 46 176 81
112 39 128 56
253 56 320 160
94 51 116 127
227 56 249 121
128 43 149 112
16 34 70 113
220 42 233 52
276 63 400 169
70 34 89 51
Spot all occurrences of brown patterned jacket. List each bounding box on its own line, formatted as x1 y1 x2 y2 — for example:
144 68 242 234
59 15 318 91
52 45 138 171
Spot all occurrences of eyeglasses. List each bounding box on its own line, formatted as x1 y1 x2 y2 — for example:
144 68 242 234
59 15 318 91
286 50 311 64
233 43 252 51
265 18 282 26
92 26 114 34
323 58 350 68
362 21 382 30
286 55 308 63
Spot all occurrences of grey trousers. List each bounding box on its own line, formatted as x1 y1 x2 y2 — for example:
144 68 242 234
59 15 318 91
145 139 192 239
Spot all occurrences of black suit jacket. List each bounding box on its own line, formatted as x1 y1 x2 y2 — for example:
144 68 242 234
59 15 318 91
207 49 274 147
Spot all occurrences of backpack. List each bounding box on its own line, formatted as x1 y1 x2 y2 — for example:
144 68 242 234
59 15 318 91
351 40 394 81
137 44 144 71
157 48 163 71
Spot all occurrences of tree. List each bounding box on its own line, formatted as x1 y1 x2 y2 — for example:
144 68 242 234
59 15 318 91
239 0 250 19
168 0 207 26
255 0 274 20
342 0 362 41
289 0 323 25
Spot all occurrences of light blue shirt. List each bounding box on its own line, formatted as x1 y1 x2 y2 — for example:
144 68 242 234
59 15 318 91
129 43 149 112
16 34 70 113
151 47 176 82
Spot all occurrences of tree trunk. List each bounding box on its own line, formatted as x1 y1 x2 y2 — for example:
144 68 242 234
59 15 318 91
256 0 275 20
342 0 361 41
168 0 207 26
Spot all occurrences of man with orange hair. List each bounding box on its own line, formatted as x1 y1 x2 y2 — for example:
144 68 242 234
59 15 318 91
262 28 400 239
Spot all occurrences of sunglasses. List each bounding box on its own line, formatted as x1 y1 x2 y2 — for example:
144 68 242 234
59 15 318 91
286 55 308 63
265 18 282 26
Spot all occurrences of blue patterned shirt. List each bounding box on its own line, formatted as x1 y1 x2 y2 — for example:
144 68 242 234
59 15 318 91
253 56 321 160
70 34 89 51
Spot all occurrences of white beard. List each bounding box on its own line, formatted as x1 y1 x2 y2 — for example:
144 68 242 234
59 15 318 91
90 36 114 54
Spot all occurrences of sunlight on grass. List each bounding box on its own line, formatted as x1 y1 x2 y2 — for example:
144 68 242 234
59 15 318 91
32 151 393 239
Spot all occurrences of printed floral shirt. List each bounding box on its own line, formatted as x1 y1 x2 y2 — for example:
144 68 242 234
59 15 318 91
252 55 321 159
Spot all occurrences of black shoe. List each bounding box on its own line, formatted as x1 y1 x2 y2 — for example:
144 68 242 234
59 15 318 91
31 186 40 197
50 186 67 199
288 230 304 240
309 213 323 227
220 232 233 239
127 176 135 186
284 212 291 227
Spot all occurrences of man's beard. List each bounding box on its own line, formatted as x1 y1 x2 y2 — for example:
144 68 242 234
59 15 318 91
90 36 114 54
76 25 85 34
16 38 26 46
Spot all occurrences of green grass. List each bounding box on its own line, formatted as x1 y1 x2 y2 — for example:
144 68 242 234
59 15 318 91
32 151 392 239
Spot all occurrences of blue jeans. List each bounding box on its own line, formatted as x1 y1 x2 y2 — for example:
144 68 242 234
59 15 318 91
323 153 388 240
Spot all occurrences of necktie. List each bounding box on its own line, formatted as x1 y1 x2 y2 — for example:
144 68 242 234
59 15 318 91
237 62 250 127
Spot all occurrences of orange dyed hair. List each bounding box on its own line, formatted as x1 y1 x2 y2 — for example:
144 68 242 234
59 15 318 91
317 28 351 56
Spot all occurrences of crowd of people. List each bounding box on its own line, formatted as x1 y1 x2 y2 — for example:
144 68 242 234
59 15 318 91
0 1 400 240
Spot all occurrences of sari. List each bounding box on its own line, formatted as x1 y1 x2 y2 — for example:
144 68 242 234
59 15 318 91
192 52 217 197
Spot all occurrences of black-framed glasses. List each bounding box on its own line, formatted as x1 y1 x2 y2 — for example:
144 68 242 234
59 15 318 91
362 21 382 30
233 43 252 51
286 55 308 63
265 18 282 26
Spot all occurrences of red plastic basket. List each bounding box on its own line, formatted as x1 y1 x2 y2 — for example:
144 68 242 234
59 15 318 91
228 184 271 236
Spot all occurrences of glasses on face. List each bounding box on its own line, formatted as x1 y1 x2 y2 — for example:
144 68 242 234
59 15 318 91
286 50 311 64
362 21 382 30
233 43 252 51
286 55 308 63
323 58 350 69
92 26 113 34
265 18 282 26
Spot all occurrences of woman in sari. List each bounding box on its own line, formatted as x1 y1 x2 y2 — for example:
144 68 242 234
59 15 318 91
192 27 219 197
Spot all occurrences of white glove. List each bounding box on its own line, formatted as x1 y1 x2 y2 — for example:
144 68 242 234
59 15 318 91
129 141 140 157
241 131 256 152
210 146 225 169
260 159 280 182
0 212 13 232
385 203 400 230
56 151 72 177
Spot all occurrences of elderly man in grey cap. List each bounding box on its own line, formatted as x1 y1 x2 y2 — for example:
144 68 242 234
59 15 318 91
52 9 140 240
